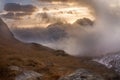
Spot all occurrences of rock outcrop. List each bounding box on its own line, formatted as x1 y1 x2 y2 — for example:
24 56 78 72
59 69 104 80
0 18 15 41
9 66 42 80
94 52 120 74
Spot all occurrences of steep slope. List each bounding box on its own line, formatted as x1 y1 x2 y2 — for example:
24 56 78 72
0 18 15 42
0 18 119 80
0 18 53 56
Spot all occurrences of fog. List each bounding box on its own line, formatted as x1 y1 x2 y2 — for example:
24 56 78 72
1 0 120 56
88 0 120 55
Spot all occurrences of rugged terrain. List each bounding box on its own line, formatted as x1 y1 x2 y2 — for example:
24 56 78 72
0 18 119 80
95 52 120 74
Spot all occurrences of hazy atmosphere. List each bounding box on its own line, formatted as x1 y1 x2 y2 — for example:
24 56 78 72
0 0 120 80
0 0 120 56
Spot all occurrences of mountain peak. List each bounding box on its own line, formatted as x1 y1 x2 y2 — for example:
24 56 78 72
0 18 14 40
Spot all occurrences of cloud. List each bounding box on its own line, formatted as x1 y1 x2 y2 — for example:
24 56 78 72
12 22 68 42
1 12 15 19
2 3 38 19
5 0 120 57
37 0 86 2
38 0 73 2
37 0 90 4
4 3 38 12
37 0 87 5
1 12 33 19
15 12 32 16
11 18 94 56
36 13 67 24
37 0 94 11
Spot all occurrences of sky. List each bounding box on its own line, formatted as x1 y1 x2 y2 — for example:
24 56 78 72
0 0 34 11
0 0 94 29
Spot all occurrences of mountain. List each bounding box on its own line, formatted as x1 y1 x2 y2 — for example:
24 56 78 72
73 18 94 26
12 22 68 43
94 52 120 74
12 18 94 44
0 18 15 42
0 18 119 80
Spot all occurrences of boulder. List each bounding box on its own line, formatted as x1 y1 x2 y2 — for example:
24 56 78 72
59 69 104 80
9 66 42 80
15 70 42 80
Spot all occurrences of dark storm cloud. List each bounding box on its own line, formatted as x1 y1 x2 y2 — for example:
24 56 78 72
4 3 38 12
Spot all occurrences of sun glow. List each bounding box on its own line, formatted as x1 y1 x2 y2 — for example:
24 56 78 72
3 1 95 28
36 6 94 24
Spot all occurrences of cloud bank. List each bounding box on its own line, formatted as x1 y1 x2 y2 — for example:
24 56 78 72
1 3 38 19
4 3 38 12
2 0 120 57
12 18 94 56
